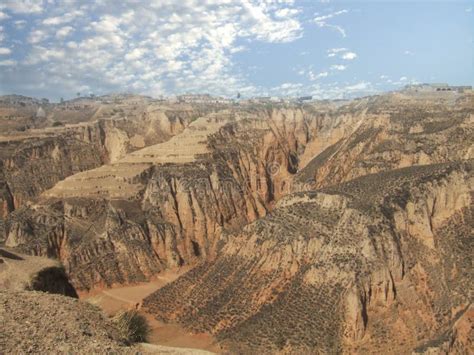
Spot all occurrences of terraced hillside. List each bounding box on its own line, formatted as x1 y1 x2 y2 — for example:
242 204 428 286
0 94 216 239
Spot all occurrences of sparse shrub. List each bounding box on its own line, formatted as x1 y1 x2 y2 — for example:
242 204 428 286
111 309 151 343
52 121 64 127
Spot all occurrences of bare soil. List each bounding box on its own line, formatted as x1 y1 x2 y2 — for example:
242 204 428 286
81 267 220 354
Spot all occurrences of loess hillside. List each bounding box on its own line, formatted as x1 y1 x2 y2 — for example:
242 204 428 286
1 90 473 354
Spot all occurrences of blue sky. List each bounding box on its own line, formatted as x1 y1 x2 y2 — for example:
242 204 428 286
0 0 472 101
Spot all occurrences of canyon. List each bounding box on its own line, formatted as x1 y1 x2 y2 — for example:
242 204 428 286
1 90 473 353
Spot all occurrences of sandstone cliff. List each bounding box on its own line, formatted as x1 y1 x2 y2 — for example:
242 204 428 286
4 94 473 294
0 97 214 240
4 107 325 289
143 161 473 354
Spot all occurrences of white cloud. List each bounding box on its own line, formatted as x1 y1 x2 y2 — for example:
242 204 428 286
0 47 11 55
56 26 74 39
14 20 27 29
1 0 44 14
309 70 328 81
330 64 347 71
466 7 472 12
271 82 304 96
345 82 371 91
327 48 356 60
43 10 84 26
404 50 414 55
314 10 348 37
0 59 16 66
229 46 246 54
314 10 348 23
125 47 146 61
1 1 305 98
327 48 347 58
399 76 408 81
341 52 357 60
28 29 48 44
0 11 10 21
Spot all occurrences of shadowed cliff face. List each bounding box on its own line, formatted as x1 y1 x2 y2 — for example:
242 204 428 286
143 161 473 354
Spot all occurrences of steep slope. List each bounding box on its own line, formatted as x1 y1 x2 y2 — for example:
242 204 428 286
0 98 213 240
296 92 474 189
4 106 335 289
143 161 473 353
4 93 473 293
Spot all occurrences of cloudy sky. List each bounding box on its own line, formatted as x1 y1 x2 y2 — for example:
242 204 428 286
0 0 472 101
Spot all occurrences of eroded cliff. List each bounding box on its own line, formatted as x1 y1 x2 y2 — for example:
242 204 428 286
143 161 473 354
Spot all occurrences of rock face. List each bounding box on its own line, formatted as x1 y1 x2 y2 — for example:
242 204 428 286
143 161 473 353
1 91 473 353
295 93 474 189
4 107 327 289
0 96 213 239
414 305 474 354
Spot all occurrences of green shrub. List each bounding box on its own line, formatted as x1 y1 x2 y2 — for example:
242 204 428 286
111 309 151 343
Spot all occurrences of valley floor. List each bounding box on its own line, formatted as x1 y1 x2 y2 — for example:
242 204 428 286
82 268 220 354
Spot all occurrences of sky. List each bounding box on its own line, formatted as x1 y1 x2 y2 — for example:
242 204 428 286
0 0 472 101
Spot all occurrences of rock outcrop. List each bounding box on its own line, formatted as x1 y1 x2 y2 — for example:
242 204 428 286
4 107 326 289
295 93 474 189
4 93 474 294
0 247 77 297
0 96 215 240
1 91 473 353
143 161 473 353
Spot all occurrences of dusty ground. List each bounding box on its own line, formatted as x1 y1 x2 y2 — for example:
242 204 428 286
0 290 134 354
82 267 220 354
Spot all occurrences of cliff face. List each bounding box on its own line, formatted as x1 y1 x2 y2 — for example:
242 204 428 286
0 102 210 240
4 107 329 289
295 94 474 190
4 94 473 293
1 92 473 353
143 161 473 354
